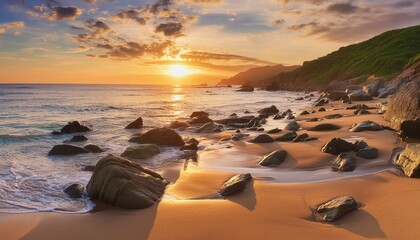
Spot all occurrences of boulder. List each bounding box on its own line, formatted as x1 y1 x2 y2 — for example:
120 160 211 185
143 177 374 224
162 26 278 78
308 123 341 131
195 122 222 133
64 183 84 199
313 99 328 107
87 155 168 209
331 153 356 172
318 108 326 112
82 165 95 172
300 110 310 115
48 144 88 156
313 196 358 222
189 115 213 125
346 85 363 93
169 121 190 129
346 104 372 110
69 135 87 142
363 78 385 97
84 144 104 153
219 173 252 196
350 120 383 132
356 147 378 159
125 117 143 129
187 138 199 145
307 117 320 122
259 150 287 167
190 111 209 118
258 105 279 116
292 133 317 142
400 120 420 139
231 133 250 141
295 97 304 101
321 138 354 155
353 140 368 152
129 128 184 146
326 91 347 101
267 128 282 134
324 114 343 119
180 143 198 151
60 121 92 134
354 109 371 115
249 134 274 143
348 91 373 101
121 144 161 159
273 114 284 120
275 132 297 142
237 85 254 92
284 121 300 131
215 116 254 125
246 117 263 128
394 144 420 177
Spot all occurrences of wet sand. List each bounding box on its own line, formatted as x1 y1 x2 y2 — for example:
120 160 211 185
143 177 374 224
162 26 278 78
1 98 419 240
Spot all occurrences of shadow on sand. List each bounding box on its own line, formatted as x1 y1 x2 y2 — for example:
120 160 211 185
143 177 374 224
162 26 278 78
335 209 386 239
225 180 257 211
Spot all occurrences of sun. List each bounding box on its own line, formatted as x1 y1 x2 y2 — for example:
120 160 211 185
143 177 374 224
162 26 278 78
167 65 190 78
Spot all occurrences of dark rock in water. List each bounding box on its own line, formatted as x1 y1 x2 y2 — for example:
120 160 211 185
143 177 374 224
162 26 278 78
356 147 378 159
275 132 297 142
84 144 104 153
318 108 326 112
219 173 252 196
314 99 328 107
69 135 88 142
394 144 420 177
180 143 198 151
189 115 213 125
284 121 300 131
60 121 92 134
321 138 354 155
400 119 420 139
350 120 383 132
273 114 284 120
169 121 190 129
300 110 310 115
121 144 161 159
129 128 184 146
346 104 372 110
354 109 371 115
258 114 269 119
286 114 295 120
64 183 84 199
195 122 222 133
82 165 95 172
363 78 385 97
348 91 373 101
331 153 356 172
125 117 143 129
292 133 309 142
215 116 254 125
87 155 169 209
231 133 250 141
267 128 282 134
314 196 358 222
190 111 209 118
353 140 368 152
295 97 304 101
244 110 251 114
237 85 254 92
250 134 274 143
52 131 63 135
259 150 287 167
257 128 265 131
247 117 263 128
187 138 199 145
49 144 88 156
326 91 347 101
307 117 320 122
258 105 279 116
308 123 341 131
324 114 343 119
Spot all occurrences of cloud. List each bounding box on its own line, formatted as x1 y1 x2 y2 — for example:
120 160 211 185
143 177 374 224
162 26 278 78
178 0 222 5
0 21 26 35
288 21 330 35
113 9 148 25
272 19 285 25
0 29 5 34
392 1 415 8
279 0 329 5
31 5 83 21
155 22 184 37
180 51 275 65
325 2 361 14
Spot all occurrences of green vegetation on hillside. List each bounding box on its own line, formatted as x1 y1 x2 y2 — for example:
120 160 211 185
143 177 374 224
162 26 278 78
277 25 420 86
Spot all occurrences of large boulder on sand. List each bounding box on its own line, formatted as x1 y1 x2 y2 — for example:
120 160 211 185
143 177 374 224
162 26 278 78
394 144 420 177
313 196 358 222
308 123 341 131
321 138 354 155
87 155 169 209
121 144 161 159
60 121 92 134
348 91 373 101
48 144 88 156
195 122 222 133
259 150 287 167
129 128 184 146
125 117 143 129
350 120 383 132
363 78 385 97
249 134 274 143
219 173 252 196
258 105 279 116
331 153 356 172
284 121 300 131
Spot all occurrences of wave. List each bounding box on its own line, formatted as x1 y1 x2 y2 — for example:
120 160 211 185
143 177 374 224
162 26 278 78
0 134 48 143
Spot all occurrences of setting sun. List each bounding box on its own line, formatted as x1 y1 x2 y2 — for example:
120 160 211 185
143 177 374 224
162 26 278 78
168 65 190 78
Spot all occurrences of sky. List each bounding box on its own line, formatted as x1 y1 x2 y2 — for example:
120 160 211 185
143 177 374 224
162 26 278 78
0 0 419 85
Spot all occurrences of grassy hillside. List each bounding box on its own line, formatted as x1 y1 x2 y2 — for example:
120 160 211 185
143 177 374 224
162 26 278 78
275 25 420 88
218 64 300 86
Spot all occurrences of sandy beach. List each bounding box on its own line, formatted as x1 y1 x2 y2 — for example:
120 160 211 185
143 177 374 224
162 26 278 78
1 97 418 240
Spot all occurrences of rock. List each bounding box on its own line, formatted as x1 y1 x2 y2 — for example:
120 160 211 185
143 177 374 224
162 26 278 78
190 111 209 118
258 105 279 116
265 81 280 91
68 135 88 142
60 121 92 134
342 98 351 104
215 116 254 125
307 117 320 122
300 110 310 115
231 133 250 141
189 115 213 125
308 123 341 131
180 143 198 151
354 109 371 115
195 122 222 133
331 153 356 172
82 165 95 172
48 144 88 156
394 144 420 177
121 144 161 159
348 91 373 101
286 114 295 120
273 114 284 120
350 120 383 132
259 150 287 167
292 133 309 142
324 114 343 119
275 131 297 142
125 117 143 129
346 104 371 110
318 108 326 112
87 155 168 209
363 78 385 97
353 141 368 152
257 128 265 131
295 97 304 101
84 144 104 153
346 85 363 93
284 121 300 131
326 91 347 101
169 121 190 129
64 183 84 199
187 138 199 145
246 117 263 128
237 85 254 92
321 138 354 155
267 128 282 134
250 134 274 143
219 173 252 196
356 147 378 159
314 99 328 107
314 196 358 222
129 128 184 146
400 120 420 139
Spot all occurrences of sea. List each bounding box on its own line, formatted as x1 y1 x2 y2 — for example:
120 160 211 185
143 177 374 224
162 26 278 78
0 84 313 213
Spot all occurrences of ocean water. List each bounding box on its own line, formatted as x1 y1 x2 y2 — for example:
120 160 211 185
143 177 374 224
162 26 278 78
0 84 312 213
